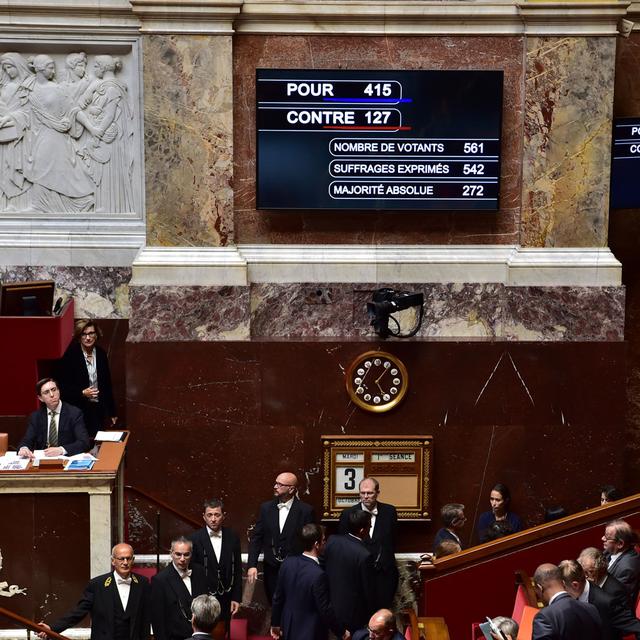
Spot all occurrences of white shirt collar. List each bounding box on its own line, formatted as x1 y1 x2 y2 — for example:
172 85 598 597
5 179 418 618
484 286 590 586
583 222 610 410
578 581 590 603
278 497 294 510
549 590 568 605
361 502 378 515
49 401 62 414
302 552 320 564
207 526 222 538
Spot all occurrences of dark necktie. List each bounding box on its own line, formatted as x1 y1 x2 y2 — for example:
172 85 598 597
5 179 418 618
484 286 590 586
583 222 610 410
48 411 58 447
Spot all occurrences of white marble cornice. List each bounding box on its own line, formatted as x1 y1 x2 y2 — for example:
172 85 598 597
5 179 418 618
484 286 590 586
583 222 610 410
518 1 630 36
130 0 243 33
235 0 630 36
0 0 140 35
129 244 622 286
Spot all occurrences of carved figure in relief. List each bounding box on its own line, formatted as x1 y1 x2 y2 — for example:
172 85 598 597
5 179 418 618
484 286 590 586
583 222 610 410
63 52 90 103
77 55 134 213
0 51 136 215
0 52 33 211
24 54 99 213
0 549 27 598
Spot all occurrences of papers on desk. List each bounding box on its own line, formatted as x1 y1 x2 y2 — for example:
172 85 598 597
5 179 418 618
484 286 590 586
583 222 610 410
0 452 29 471
95 430 125 442
66 458 95 471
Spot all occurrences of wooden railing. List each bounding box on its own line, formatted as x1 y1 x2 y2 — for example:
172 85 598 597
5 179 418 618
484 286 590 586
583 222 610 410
0 606 69 640
418 494 640 640
125 484 201 529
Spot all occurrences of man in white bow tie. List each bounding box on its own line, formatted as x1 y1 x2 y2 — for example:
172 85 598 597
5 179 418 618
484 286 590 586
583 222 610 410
339 477 399 607
247 471 316 603
190 499 242 632
37 543 151 640
151 537 208 640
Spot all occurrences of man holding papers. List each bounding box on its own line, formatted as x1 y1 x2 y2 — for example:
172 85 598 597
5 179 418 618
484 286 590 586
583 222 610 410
17 377 89 458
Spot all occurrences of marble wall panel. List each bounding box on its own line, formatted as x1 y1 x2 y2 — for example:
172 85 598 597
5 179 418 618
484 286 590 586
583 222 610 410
521 37 615 248
249 283 624 341
0 266 131 318
614 33 640 117
123 340 628 561
233 35 524 245
144 35 234 247
128 285 250 340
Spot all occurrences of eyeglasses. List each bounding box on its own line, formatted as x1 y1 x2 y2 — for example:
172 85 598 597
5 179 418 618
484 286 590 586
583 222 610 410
602 536 618 542
274 482 293 488
40 387 59 396
172 551 192 558
113 556 133 562
82 331 97 337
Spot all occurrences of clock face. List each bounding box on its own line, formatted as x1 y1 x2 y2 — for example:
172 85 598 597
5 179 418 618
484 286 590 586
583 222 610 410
346 351 408 413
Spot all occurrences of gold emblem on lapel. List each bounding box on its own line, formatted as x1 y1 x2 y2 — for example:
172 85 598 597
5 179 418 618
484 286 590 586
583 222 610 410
104 576 112 588
132 575 138 584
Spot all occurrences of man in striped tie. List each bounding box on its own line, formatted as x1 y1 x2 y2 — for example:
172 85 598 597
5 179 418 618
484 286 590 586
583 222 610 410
17 377 90 458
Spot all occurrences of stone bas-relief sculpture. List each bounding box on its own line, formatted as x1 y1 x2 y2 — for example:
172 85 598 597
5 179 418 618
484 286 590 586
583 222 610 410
0 51 134 214
0 548 27 598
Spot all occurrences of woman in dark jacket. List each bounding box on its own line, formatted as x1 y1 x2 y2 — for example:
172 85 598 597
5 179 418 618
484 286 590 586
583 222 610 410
58 319 117 438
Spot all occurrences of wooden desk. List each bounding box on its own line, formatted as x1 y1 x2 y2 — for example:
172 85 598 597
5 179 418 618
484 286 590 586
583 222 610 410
0 433 128 578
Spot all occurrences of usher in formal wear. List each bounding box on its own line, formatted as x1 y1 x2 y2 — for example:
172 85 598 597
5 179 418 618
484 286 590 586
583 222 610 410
189 525 242 624
49 572 150 640
248 497 316 602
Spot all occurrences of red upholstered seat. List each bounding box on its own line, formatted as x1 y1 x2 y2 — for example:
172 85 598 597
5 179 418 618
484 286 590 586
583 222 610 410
230 619 247 640
134 567 157 580
511 583 530 624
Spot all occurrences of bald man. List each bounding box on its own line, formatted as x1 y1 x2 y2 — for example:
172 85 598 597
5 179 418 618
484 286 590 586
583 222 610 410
532 563 601 640
247 471 316 602
353 609 404 640
38 543 150 640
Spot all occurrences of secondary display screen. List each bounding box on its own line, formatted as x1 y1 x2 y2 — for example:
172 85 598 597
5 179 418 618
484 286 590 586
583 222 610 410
610 117 640 209
256 69 503 211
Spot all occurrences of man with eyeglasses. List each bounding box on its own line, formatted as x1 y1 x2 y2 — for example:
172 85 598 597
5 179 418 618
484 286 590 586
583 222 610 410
247 471 316 603
151 537 208 640
18 377 89 459
190 498 242 631
353 609 404 640
339 477 398 607
36 543 151 640
601 519 640 606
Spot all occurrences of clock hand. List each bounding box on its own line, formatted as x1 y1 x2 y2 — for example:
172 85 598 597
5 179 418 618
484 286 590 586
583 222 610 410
375 369 388 385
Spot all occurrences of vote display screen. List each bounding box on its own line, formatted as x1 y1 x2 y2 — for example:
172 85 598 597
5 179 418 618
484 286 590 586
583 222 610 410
610 117 640 209
256 69 503 211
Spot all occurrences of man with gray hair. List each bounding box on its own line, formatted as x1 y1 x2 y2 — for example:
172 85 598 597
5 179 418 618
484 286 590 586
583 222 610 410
490 616 519 639
602 519 640 605
37 543 150 640
189 594 221 639
151 537 207 640
560 558 640 640
579 547 634 611
432 503 466 552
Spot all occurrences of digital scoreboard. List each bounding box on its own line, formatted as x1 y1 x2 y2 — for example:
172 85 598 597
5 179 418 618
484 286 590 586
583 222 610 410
256 69 503 211
610 117 640 209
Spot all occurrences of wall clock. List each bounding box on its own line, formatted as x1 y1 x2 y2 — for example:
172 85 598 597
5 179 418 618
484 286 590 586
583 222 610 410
345 351 409 413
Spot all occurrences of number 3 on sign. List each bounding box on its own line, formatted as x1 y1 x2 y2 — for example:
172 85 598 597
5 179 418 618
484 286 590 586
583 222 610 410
336 466 365 493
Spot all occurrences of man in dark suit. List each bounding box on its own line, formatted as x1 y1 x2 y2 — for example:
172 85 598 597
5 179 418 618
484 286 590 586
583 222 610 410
37 543 150 640
18 377 90 459
532 563 602 640
324 510 378 634
187 594 221 640
353 609 404 640
271 523 348 640
432 503 466 553
339 477 398 607
560 558 640 640
151 537 208 640
602 520 640 606
579 547 636 613
189 499 242 628
247 471 316 602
